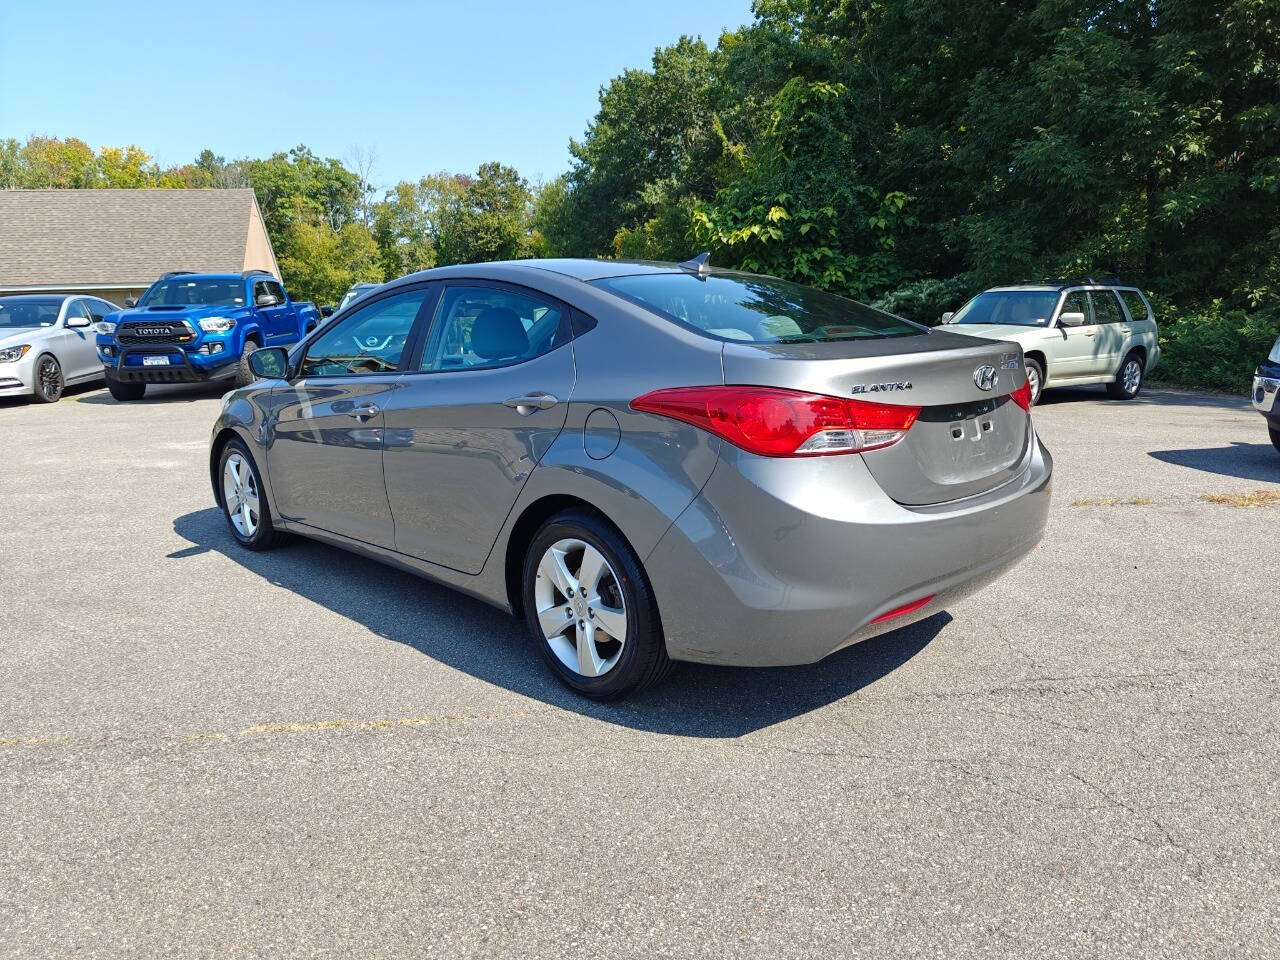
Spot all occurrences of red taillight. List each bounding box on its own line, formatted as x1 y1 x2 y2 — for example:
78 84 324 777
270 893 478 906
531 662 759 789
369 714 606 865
632 385 920 457
1010 379 1033 413
870 594 935 624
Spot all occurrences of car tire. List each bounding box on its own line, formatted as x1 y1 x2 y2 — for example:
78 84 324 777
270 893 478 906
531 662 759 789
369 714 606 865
218 438 288 551
1024 357 1045 406
105 374 146 401
522 510 673 700
33 354 64 403
234 341 260 389
1107 351 1144 400
1270 425 1280 454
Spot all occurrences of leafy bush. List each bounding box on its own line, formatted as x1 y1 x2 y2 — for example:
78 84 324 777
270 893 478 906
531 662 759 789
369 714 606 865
1155 300 1280 394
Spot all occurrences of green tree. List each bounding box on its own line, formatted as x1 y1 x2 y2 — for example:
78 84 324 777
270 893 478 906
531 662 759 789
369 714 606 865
277 220 383 305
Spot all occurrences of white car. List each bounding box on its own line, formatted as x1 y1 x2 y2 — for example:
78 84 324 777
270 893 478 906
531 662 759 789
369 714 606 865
0 295 119 403
942 281 1160 404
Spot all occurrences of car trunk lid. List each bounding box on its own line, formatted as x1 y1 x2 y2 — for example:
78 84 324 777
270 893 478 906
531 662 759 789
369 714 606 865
721 330 1031 505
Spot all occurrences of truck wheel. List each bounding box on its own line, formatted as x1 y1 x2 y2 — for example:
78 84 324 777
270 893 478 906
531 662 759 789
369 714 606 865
105 374 146 401
1107 351 1144 400
218 438 288 550
234 341 259 389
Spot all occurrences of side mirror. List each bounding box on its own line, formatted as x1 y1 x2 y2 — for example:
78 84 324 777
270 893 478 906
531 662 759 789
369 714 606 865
940 311 954 323
255 293 281 308
248 346 290 380
124 298 137 308
66 315 92 329
320 305 335 318
1058 311 1087 327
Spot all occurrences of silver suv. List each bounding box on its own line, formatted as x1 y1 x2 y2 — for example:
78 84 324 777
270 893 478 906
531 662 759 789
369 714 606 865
942 280 1160 404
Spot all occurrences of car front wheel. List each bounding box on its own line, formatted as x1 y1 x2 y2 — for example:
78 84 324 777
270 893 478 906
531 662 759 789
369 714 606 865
1108 351 1144 400
218 439 287 550
33 354 63 403
522 510 672 700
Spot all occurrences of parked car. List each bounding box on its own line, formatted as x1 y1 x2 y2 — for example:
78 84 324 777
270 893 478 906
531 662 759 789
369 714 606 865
1254 335 1280 453
941 280 1160 404
0 294 119 403
96 271 320 401
336 282 379 313
210 256 1052 699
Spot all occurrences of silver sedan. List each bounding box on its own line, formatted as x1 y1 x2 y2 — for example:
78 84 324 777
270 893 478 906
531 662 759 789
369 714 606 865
0 294 119 402
210 257 1052 699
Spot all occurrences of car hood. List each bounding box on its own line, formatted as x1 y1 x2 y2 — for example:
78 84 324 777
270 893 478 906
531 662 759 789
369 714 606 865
944 323 1051 344
0 326 51 348
115 304 251 324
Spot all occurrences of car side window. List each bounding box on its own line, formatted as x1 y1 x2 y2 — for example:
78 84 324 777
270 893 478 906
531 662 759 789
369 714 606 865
89 299 115 321
64 300 91 322
266 280 286 302
1060 292 1091 324
1090 291 1124 325
301 289 429 378
253 280 273 305
420 286 569 372
1118 291 1151 324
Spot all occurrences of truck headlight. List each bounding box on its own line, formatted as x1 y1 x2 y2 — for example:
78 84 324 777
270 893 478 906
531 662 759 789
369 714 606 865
95 321 117 335
199 317 236 333
0 344 31 363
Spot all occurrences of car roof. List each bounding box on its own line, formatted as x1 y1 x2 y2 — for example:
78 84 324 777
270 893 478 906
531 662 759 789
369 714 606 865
0 294 68 303
391 258 718 288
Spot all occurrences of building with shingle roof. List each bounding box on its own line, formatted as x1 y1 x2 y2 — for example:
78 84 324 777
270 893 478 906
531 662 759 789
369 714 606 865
0 188 279 304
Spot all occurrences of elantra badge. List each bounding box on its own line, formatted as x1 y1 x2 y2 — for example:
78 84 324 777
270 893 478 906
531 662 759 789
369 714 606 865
972 365 998 391
852 381 912 394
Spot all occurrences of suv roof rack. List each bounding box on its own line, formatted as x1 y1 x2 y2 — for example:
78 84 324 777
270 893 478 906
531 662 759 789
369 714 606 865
1018 275 1124 287
242 269 276 279
160 270 195 279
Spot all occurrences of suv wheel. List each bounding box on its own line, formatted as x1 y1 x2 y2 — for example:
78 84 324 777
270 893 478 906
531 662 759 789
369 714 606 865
234 341 260 389
218 439 288 550
522 510 672 700
105 374 146 401
1024 357 1045 405
1107 351 1144 400
33 354 64 403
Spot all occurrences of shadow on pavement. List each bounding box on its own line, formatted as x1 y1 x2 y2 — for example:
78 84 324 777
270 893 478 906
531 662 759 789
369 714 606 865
172 507 947 738
1038 385 1250 411
76 382 229 405
1149 440 1280 483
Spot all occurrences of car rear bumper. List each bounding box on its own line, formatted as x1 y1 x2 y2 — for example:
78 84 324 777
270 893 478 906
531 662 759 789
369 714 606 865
646 434 1053 667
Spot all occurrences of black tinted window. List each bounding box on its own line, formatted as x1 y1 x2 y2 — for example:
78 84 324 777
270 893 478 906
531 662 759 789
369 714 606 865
592 273 919 343
1090 291 1124 324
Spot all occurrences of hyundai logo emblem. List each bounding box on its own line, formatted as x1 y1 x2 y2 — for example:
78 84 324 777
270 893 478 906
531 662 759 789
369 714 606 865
972 365 999 391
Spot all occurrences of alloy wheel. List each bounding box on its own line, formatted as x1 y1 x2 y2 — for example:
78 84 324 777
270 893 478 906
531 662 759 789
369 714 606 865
1026 365 1041 404
222 452 260 538
37 357 62 401
534 538 628 678
1122 359 1142 395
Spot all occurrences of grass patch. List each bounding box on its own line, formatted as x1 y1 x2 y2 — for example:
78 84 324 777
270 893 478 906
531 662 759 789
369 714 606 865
1199 490 1280 508
1070 497 1154 508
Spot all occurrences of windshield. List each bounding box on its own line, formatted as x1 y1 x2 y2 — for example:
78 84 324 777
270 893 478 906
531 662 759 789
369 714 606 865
948 291 1058 327
138 277 246 308
0 297 62 329
591 272 921 343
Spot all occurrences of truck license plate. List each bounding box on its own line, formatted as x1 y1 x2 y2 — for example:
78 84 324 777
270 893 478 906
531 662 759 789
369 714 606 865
142 356 170 366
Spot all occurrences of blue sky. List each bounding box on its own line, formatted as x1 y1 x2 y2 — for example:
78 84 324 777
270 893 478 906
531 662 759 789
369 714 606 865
0 0 753 189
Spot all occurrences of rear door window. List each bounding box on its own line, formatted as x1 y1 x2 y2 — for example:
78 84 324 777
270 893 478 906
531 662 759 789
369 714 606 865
1118 291 1151 324
419 286 569 372
1089 291 1125 325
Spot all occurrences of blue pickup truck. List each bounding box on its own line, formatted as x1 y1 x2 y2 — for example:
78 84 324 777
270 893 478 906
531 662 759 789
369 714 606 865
95 270 320 400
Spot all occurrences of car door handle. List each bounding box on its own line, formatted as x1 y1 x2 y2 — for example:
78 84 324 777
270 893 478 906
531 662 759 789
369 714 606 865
1083 328 1097 337
503 392 558 415
348 402 380 421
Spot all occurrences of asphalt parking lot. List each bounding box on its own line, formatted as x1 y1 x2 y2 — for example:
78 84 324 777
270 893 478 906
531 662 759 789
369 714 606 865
1 381 1277 958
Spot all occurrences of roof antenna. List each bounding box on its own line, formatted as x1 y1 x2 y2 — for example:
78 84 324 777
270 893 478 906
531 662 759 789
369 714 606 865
678 251 712 277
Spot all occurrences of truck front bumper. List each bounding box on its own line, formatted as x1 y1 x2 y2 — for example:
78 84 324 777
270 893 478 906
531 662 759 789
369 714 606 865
105 346 237 384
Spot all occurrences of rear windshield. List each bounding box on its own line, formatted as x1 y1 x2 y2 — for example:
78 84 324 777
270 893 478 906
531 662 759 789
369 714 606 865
591 273 921 343
138 278 246 308
948 291 1058 327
